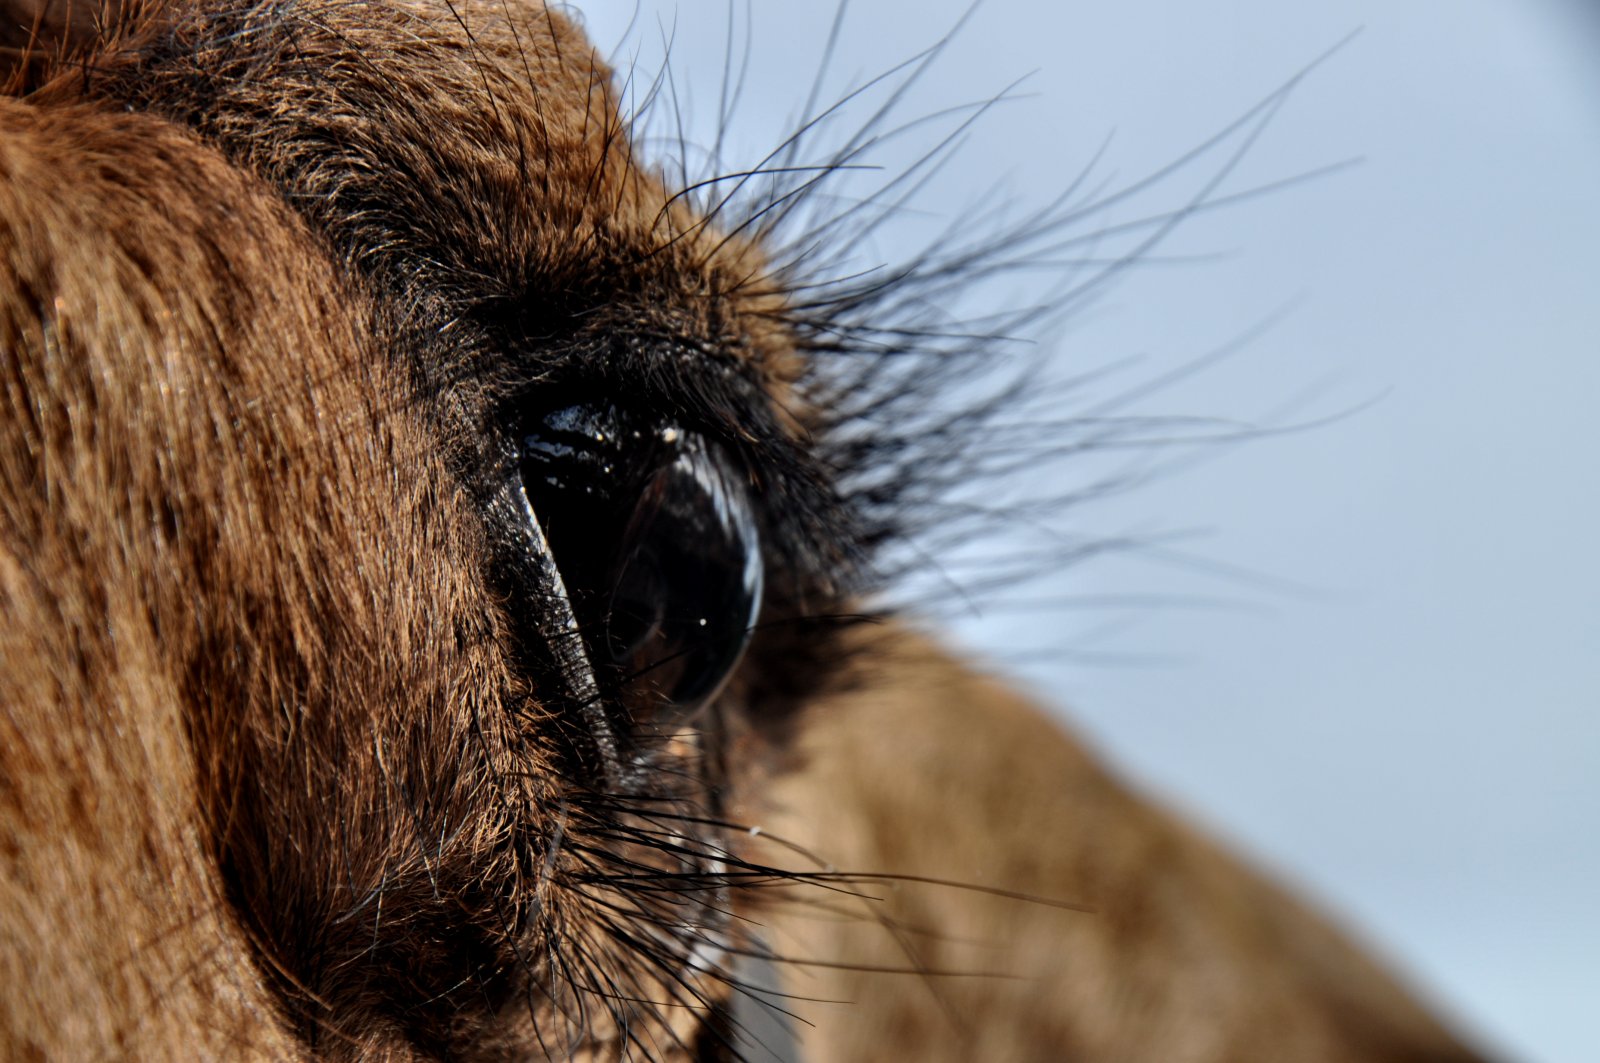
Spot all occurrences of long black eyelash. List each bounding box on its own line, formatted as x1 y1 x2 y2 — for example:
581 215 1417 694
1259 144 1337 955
622 16 1342 624
594 18 1353 1053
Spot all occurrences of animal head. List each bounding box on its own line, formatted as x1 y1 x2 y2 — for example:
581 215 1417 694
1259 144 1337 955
0 2 1495 1061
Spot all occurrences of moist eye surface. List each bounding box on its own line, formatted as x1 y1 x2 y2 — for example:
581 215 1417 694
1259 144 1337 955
516 400 763 732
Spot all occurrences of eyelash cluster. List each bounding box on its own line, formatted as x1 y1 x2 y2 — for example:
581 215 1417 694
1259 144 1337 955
625 16 1331 634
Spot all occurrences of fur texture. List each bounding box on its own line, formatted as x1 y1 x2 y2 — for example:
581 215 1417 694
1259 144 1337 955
0 1 1490 1059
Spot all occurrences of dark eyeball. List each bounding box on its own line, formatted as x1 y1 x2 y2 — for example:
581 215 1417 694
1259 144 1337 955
515 401 763 732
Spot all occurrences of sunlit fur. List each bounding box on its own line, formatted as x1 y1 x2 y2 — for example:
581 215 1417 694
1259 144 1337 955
0 1 1489 1059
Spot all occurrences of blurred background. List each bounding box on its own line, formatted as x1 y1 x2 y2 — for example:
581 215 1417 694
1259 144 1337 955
581 3 1599 1060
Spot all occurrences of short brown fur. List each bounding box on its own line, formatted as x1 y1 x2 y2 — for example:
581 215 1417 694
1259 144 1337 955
0 1 1489 1059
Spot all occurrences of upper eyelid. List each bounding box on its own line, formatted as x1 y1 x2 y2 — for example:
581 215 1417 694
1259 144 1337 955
489 358 851 597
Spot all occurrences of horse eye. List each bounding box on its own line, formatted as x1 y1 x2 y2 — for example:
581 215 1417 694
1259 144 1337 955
515 401 763 732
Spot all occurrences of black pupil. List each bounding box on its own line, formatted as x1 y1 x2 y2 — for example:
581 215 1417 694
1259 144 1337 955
516 402 762 732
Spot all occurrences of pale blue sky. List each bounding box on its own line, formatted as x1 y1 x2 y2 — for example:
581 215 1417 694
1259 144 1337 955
581 4 1600 1060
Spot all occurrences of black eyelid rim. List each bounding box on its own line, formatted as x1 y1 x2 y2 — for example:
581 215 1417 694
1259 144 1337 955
490 457 629 787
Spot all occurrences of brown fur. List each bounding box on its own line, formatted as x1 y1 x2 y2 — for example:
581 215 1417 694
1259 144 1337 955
0 1 1489 1059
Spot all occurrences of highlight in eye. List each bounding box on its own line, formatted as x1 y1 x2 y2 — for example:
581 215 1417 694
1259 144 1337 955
515 400 763 732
